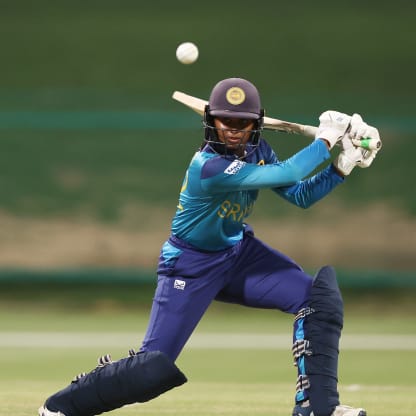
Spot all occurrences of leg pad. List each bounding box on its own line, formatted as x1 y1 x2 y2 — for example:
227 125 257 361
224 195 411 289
293 266 343 416
305 265 343 416
45 351 187 416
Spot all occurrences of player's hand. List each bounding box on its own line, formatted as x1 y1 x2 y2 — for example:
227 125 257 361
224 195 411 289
333 136 363 176
333 134 380 176
315 110 351 149
348 113 381 149
357 147 379 168
347 113 381 170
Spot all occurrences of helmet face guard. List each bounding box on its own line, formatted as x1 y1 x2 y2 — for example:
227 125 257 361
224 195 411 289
203 78 264 157
203 105 264 156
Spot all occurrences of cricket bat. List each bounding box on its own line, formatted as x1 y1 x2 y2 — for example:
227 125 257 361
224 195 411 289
172 91 381 150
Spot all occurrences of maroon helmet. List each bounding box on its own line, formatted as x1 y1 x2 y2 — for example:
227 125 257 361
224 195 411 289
204 78 264 155
208 78 263 120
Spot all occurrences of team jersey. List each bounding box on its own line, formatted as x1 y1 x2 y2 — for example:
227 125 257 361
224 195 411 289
170 138 344 251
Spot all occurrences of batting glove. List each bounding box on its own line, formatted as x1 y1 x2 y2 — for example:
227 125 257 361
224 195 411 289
348 113 381 148
315 110 351 149
333 135 363 176
349 114 382 150
334 132 380 176
357 147 379 168
347 113 381 169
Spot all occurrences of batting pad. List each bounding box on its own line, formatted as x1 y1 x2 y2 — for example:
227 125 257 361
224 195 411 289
304 265 343 416
45 350 187 416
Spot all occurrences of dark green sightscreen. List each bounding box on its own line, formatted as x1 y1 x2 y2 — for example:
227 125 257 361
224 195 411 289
0 1 414 214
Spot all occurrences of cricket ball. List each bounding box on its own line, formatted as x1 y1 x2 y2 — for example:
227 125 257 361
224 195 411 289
176 42 199 65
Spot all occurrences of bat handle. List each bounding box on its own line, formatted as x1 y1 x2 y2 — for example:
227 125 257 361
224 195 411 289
352 137 382 151
302 125 317 138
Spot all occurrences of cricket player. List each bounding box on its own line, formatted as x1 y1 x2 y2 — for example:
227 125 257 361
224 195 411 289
39 78 380 416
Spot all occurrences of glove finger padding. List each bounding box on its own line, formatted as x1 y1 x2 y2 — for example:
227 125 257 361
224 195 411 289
349 113 364 140
357 148 378 168
333 147 363 176
338 134 355 151
350 113 380 143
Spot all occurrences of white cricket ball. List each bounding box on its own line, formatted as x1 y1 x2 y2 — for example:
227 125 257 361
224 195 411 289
176 42 199 65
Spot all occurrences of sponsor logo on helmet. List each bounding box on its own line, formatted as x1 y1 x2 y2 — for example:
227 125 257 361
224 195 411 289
226 87 245 105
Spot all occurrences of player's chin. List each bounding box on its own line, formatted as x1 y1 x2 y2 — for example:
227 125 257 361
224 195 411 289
225 138 244 148
225 144 245 154
225 144 246 157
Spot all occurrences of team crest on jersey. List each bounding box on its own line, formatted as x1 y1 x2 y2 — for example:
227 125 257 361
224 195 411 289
224 160 245 175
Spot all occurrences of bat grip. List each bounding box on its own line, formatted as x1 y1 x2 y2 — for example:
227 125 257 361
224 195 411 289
351 137 382 151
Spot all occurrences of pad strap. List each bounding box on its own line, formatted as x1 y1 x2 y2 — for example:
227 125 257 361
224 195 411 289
296 374 311 393
294 307 315 322
293 308 313 403
292 339 312 364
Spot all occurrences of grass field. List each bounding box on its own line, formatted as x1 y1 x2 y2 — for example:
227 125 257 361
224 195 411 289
2 349 415 416
1 287 415 416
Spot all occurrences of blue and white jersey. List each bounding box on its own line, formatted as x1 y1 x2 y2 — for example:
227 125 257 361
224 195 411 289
170 138 344 251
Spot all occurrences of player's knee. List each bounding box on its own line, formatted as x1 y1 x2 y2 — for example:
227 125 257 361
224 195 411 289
45 350 187 416
309 265 343 326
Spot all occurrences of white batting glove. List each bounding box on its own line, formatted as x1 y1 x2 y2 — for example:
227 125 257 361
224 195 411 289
357 148 379 168
315 110 351 149
348 113 381 149
333 135 364 176
348 113 381 169
334 133 380 176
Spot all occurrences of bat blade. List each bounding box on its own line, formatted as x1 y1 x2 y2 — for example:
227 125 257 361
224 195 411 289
172 90 317 137
263 117 317 137
172 91 207 116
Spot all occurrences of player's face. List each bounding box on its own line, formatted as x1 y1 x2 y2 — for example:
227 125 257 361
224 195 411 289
214 117 255 157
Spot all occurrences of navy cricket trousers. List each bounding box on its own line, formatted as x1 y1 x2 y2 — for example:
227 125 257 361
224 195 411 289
140 229 313 361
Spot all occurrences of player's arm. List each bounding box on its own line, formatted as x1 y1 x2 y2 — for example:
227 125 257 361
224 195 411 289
272 164 344 208
201 139 331 192
201 109 351 193
275 114 382 208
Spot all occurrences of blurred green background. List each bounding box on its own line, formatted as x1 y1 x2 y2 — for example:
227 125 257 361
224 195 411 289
0 1 415 276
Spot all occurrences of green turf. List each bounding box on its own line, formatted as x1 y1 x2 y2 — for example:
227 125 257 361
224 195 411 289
1 347 415 415
1 292 415 415
1 305 416 335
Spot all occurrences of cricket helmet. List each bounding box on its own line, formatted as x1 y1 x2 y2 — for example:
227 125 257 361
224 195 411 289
203 78 264 155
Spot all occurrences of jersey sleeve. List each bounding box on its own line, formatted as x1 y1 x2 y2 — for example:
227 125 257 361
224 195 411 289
201 139 330 193
272 163 344 208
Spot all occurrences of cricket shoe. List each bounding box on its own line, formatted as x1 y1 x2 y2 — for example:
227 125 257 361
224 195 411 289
292 400 367 416
38 405 66 416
